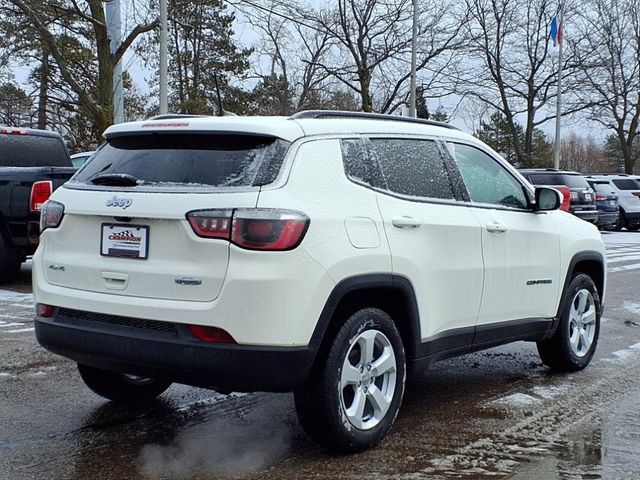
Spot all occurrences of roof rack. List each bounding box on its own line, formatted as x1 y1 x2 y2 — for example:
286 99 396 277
519 168 559 172
585 173 628 176
148 114 207 120
290 110 458 130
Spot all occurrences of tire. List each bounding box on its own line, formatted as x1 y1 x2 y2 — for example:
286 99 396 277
537 273 601 372
625 224 640 231
78 364 172 404
0 234 21 284
610 210 625 231
294 308 406 452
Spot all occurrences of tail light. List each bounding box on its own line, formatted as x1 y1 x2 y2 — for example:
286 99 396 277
556 186 571 211
36 303 54 317
187 208 310 251
30 180 53 212
570 191 579 201
1 127 27 135
632 192 640 199
40 200 65 231
189 325 236 343
595 194 606 201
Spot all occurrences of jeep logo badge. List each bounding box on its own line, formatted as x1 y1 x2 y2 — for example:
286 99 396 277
106 196 133 209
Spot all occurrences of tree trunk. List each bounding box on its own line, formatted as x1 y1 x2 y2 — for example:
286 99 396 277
37 47 49 129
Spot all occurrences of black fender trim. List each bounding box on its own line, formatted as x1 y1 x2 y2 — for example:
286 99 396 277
558 250 606 315
309 273 422 360
549 250 606 334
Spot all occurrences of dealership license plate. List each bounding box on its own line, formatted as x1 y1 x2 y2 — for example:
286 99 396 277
584 193 592 201
609 200 616 206
101 224 149 259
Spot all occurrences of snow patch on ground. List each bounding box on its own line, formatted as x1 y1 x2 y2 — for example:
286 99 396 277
0 290 33 303
623 302 640 315
490 392 540 407
609 263 640 273
611 343 640 360
532 385 569 399
602 232 640 245
4 328 34 334
0 321 25 328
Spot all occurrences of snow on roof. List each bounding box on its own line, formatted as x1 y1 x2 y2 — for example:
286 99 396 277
103 114 478 145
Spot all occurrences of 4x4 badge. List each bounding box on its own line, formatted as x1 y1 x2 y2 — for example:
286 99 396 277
106 196 132 209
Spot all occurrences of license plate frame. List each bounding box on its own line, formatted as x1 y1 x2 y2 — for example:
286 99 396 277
100 223 149 259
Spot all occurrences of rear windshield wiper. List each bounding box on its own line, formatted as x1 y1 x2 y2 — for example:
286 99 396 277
89 173 141 186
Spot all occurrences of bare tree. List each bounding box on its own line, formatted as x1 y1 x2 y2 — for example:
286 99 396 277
295 0 466 113
461 0 587 167
560 132 608 173
244 5 332 114
8 0 157 138
573 0 640 174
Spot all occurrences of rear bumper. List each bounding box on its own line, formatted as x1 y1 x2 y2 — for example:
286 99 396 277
624 211 640 223
570 207 598 223
595 211 619 226
35 311 317 393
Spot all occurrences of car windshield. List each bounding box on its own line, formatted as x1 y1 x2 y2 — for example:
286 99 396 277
72 134 290 189
0 134 70 167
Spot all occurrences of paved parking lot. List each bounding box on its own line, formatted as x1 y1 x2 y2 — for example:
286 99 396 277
1 231 640 480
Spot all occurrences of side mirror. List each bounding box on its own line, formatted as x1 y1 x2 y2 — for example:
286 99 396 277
535 186 562 211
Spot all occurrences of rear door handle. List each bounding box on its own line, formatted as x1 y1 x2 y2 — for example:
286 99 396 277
392 216 422 229
486 222 508 234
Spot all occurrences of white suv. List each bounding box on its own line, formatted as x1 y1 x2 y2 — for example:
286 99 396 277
584 174 640 231
34 111 606 452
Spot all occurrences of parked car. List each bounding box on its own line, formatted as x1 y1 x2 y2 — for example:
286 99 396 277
584 178 620 229
584 174 640 231
33 111 606 452
0 126 76 282
70 151 95 168
519 168 598 223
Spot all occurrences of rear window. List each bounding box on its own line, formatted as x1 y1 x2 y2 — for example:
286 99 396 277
560 174 590 188
526 173 589 188
72 134 290 189
589 182 614 194
525 173 564 186
0 134 70 167
612 179 640 190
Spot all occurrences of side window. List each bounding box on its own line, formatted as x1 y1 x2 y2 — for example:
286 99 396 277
341 138 372 184
448 143 528 209
369 138 455 200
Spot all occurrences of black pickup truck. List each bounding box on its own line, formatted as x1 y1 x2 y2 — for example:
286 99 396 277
0 127 76 282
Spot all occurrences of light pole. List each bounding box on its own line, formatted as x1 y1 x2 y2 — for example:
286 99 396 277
553 3 564 170
105 0 124 123
409 0 417 117
159 0 168 114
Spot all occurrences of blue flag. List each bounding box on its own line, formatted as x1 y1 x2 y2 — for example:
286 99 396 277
550 16 559 46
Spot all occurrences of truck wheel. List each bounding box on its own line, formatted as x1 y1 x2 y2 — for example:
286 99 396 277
0 235 21 284
537 273 600 372
78 364 172 404
294 308 406 452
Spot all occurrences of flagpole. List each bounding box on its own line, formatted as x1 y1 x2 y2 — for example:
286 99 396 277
553 3 563 170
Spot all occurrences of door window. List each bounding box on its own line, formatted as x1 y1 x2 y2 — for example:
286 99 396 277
369 138 455 200
448 143 528 209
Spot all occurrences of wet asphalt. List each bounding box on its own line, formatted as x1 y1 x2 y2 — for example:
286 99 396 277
1 231 640 480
